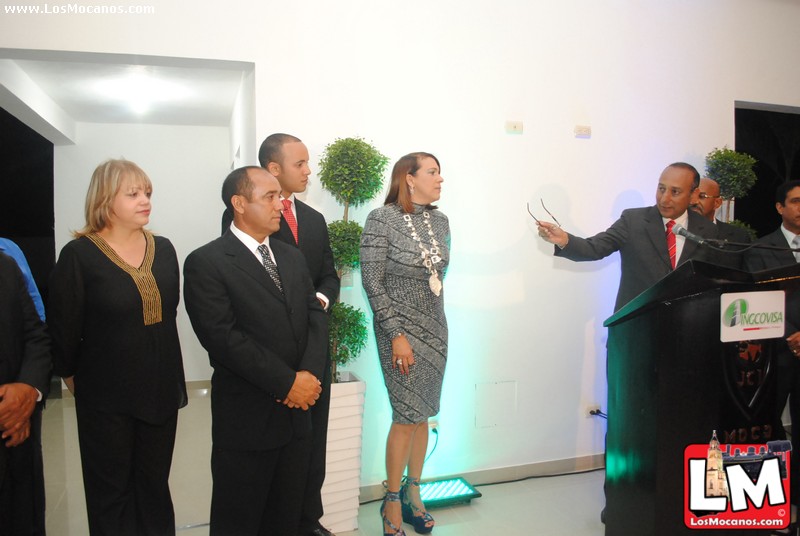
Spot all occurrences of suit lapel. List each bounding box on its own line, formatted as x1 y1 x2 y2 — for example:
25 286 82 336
766 229 796 265
222 232 285 302
272 244 296 306
293 199 307 248
277 216 297 247
681 211 709 263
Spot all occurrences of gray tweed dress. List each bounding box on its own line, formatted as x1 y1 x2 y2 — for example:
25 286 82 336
360 203 450 424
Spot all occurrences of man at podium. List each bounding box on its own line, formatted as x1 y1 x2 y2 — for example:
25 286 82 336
537 162 723 311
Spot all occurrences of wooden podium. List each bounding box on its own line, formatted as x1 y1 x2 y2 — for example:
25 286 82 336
602 261 800 535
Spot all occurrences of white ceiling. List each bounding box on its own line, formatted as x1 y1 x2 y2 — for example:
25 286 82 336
0 49 251 128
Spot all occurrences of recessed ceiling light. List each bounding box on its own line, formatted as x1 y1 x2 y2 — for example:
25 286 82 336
92 69 192 115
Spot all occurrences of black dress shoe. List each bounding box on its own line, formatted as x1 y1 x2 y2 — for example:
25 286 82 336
307 527 335 536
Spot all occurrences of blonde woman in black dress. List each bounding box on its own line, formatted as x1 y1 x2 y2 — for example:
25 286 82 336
361 153 449 535
49 159 187 535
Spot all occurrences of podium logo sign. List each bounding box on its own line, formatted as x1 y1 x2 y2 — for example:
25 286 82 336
684 438 791 530
720 291 785 343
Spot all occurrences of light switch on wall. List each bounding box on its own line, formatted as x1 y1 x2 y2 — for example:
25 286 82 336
505 121 523 135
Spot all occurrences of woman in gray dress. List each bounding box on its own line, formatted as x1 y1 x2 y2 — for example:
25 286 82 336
361 152 449 535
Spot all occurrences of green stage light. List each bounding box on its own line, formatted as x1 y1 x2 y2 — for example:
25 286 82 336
419 477 482 508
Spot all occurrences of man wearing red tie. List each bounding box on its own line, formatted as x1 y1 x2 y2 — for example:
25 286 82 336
537 162 722 311
258 133 340 536
537 164 728 523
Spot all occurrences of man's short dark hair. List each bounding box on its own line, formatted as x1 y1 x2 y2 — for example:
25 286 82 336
221 166 262 212
257 133 302 168
667 162 701 190
776 180 800 205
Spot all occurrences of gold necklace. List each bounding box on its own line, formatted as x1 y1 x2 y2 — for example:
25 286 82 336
403 211 443 296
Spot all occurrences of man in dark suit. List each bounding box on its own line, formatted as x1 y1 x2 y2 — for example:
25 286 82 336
538 162 723 311
690 177 752 269
0 252 51 535
184 166 328 536
744 180 800 526
258 133 340 536
538 163 728 524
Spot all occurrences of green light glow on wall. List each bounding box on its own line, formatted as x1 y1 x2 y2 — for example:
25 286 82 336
605 450 643 483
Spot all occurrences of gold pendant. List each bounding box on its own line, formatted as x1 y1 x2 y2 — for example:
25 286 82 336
429 274 442 296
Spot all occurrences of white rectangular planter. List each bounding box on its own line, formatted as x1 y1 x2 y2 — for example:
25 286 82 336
320 371 366 533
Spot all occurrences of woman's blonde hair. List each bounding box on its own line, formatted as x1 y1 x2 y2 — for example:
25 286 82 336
74 159 152 237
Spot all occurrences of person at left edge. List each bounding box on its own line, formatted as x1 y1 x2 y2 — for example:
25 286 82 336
0 252 51 536
0 238 45 322
48 159 187 535
184 166 327 536
0 238 48 535
258 132 340 536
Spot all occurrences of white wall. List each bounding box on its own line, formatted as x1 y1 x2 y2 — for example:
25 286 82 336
54 122 230 381
5 0 800 487
229 69 256 169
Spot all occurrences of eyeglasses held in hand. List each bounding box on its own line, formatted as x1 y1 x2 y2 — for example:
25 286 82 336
527 199 562 228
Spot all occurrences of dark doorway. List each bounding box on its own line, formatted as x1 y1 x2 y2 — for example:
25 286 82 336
0 106 55 298
1 106 58 397
734 104 800 238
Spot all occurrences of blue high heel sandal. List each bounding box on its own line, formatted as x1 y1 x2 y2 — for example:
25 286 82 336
400 476 435 534
381 482 407 536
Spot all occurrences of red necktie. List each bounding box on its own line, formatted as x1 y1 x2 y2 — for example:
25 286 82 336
281 198 299 244
666 220 677 269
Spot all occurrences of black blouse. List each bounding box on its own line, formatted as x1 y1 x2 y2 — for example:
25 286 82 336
48 232 187 424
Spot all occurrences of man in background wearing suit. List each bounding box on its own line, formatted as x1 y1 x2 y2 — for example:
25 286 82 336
692 177 753 240
184 166 328 536
0 252 51 535
745 180 800 530
258 133 340 536
537 162 722 311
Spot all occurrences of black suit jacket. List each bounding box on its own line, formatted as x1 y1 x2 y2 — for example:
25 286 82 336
0 252 50 395
273 198 340 306
744 227 800 336
712 219 752 270
716 219 752 244
183 231 327 451
556 206 723 311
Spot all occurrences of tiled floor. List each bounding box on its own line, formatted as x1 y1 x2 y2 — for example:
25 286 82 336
41 392 606 535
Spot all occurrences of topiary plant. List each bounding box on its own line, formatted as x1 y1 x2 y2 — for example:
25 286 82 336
319 136 389 381
705 146 757 221
328 301 369 381
318 137 389 221
327 219 363 277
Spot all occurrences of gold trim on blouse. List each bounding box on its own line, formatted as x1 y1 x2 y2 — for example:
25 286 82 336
87 230 163 326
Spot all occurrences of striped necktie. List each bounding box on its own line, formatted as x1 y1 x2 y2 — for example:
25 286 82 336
666 220 677 269
257 244 283 293
793 235 800 263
